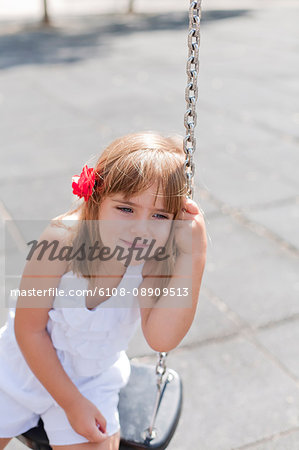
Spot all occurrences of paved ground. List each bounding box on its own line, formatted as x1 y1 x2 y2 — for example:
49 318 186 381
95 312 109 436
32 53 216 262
0 1 299 449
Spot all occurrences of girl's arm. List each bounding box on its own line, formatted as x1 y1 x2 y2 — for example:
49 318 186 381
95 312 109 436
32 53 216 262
139 199 207 352
14 222 108 443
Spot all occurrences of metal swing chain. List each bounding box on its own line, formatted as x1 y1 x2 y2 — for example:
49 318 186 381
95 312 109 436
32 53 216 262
145 1 202 441
184 0 202 201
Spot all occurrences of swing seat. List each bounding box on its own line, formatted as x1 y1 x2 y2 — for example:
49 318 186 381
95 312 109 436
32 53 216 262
17 363 182 450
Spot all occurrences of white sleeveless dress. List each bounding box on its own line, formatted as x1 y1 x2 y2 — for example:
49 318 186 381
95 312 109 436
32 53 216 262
0 262 144 444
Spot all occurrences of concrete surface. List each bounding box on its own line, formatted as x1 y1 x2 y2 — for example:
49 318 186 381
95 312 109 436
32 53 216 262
0 1 298 449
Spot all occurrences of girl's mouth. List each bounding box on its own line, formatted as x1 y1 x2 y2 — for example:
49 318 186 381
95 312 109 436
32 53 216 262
120 239 150 248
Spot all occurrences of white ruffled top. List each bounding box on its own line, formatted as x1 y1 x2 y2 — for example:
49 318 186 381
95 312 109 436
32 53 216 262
0 263 144 413
46 262 144 378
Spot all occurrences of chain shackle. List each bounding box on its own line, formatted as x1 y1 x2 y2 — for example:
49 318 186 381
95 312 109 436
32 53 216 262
156 352 168 388
145 352 168 440
184 0 202 200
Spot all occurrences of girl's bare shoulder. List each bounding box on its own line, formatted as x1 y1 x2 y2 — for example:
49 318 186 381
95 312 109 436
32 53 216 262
32 212 80 276
50 212 80 235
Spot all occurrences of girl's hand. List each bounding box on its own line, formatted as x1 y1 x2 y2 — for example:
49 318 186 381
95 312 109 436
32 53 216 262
175 198 206 259
64 395 108 443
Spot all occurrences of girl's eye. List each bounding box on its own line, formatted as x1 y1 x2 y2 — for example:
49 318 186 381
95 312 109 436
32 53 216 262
154 214 169 220
116 207 169 220
117 207 133 213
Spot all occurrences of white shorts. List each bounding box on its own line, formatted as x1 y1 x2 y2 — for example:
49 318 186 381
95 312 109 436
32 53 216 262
0 387 120 445
0 354 130 445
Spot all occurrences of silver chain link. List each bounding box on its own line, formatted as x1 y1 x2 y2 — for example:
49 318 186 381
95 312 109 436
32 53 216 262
184 0 202 200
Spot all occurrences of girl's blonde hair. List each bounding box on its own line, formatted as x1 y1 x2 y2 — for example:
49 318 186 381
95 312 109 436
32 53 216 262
62 132 189 298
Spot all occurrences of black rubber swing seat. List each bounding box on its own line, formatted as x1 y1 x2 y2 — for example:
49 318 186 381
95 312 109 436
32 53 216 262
17 363 183 450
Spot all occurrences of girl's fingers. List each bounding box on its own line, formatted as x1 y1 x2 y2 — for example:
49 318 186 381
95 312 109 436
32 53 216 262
181 198 200 216
96 415 107 434
94 411 107 440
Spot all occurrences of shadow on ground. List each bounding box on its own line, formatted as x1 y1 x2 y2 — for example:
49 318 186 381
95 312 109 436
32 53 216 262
0 9 251 70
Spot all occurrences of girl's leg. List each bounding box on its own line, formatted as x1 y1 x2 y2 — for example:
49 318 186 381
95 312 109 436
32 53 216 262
52 431 120 450
0 438 12 450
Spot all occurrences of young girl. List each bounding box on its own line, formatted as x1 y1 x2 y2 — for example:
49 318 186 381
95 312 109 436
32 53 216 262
0 132 206 450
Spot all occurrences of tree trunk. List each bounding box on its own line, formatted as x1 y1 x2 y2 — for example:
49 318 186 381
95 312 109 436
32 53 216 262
128 0 135 14
42 0 50 24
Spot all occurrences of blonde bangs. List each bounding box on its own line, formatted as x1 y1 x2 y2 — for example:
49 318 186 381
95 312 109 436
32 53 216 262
92 132 188 218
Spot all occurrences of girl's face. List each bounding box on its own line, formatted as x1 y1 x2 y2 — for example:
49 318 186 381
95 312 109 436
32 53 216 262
97 183 175 266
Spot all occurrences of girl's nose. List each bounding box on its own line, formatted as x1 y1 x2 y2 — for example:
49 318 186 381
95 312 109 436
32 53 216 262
130 219 151 239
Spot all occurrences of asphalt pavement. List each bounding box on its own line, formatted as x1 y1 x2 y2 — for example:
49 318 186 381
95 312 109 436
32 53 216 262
0 1 299 449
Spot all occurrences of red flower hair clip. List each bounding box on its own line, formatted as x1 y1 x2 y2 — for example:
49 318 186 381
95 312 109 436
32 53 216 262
72 165 96 202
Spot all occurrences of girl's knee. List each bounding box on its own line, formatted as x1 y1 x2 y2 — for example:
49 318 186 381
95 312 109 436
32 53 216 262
0 438 12 450
52 431 120 450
